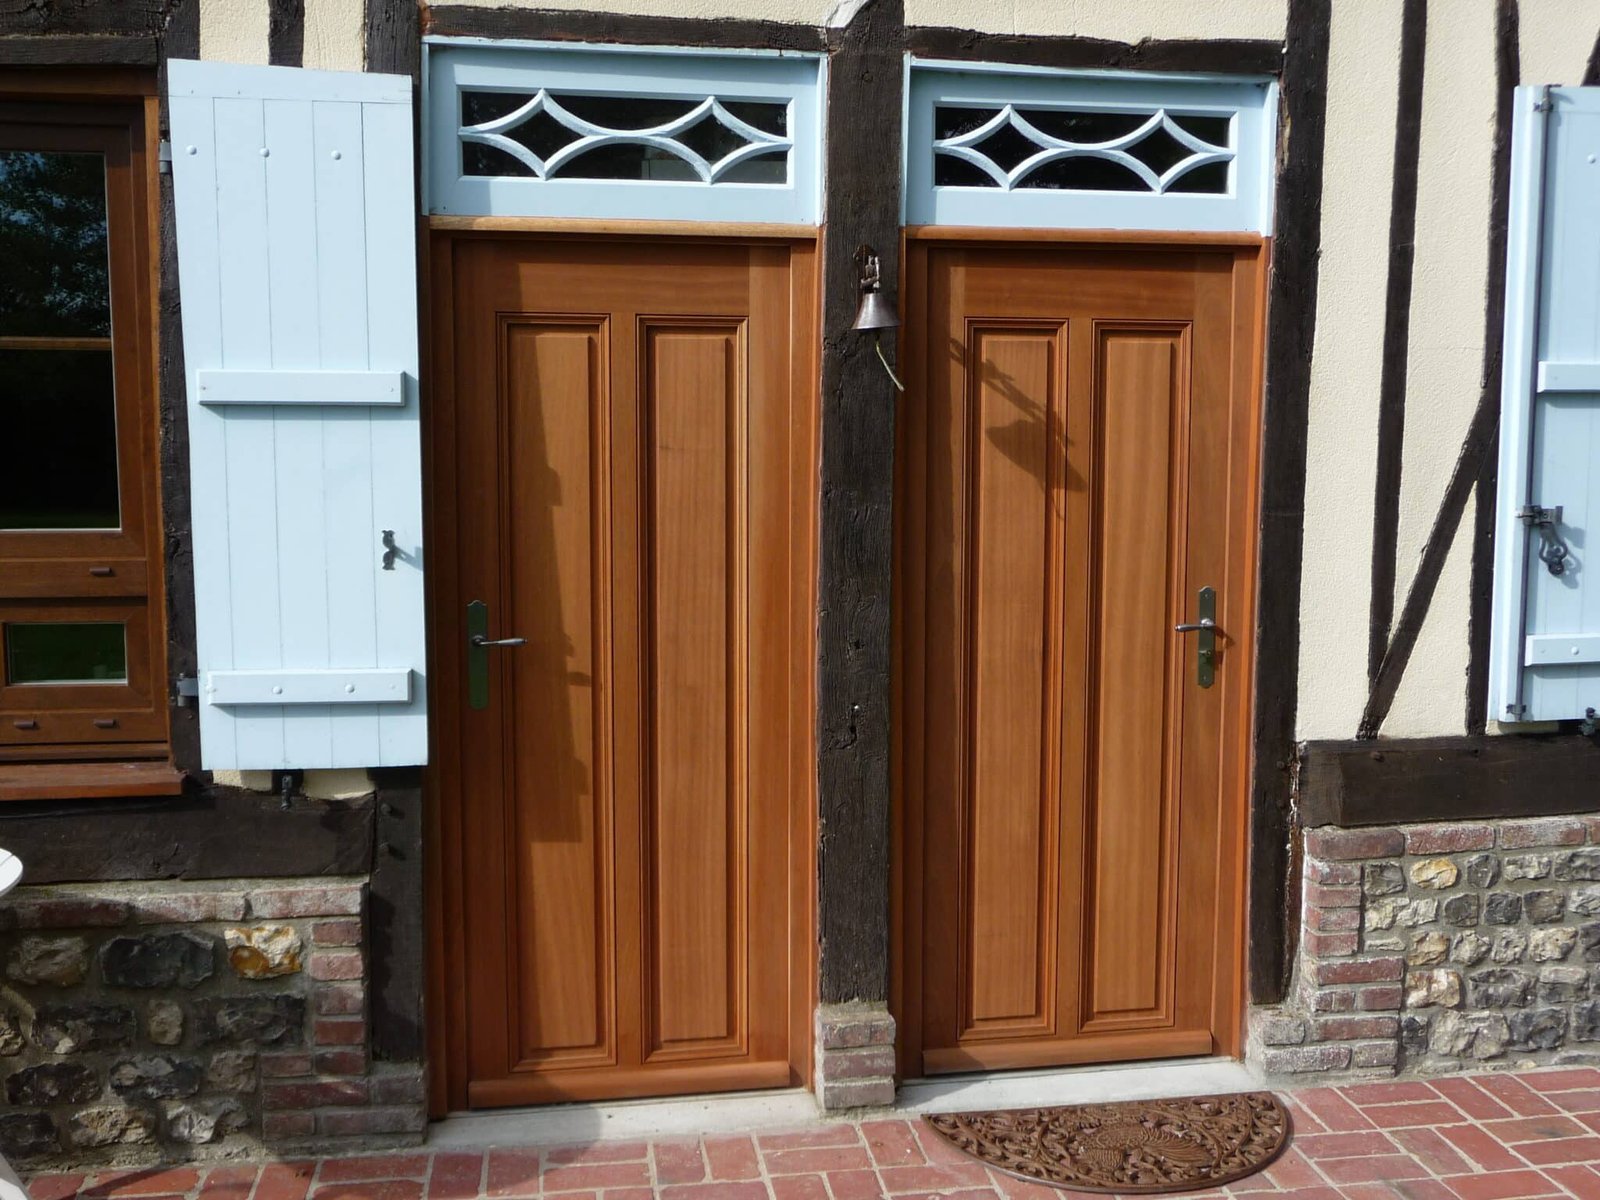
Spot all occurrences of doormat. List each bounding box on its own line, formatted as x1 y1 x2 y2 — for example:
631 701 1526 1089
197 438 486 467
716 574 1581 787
923 1091 1290 1194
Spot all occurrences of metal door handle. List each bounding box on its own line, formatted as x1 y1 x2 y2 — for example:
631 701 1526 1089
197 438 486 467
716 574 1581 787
1175 587 1218 688
466 600 522 710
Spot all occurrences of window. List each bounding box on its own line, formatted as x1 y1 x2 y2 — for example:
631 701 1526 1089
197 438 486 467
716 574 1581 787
0 90 168 765
905 62 1278 234
425 42 825 224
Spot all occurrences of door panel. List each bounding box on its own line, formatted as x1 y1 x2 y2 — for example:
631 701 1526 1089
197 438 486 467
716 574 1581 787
430 236 815 1108
897 242 1261 1076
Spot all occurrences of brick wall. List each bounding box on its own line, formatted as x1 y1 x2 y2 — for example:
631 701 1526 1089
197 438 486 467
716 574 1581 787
0 877 424 1168
1253 814 1600 1079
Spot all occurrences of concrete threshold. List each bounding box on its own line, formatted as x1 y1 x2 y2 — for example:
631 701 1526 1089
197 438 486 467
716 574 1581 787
427 1057 1258 1148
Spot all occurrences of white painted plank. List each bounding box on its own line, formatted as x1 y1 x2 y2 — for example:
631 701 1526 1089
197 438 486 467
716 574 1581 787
265 97 335 770
213 95 287 767
170 93 239 768
196 369 405 405
315 99 383 768
207 669 412 705
362 98 428 766
169 58 409 105
1526 634 1600 667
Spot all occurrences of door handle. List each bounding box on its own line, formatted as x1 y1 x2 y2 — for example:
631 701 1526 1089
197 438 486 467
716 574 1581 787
466 600 523 710
1173 586 1218 689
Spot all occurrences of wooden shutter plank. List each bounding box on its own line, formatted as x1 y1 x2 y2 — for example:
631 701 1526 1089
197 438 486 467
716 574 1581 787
360 97 426 765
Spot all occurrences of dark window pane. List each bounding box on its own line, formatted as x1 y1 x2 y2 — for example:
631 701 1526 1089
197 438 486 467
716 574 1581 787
0 151 111 338
1169 113 1233 148
0 348 120 529
717 150 788 185
1167 160 1231 195
934 153 1001 188
1018 156 1154 192
5 621 126 685
1017 109 1153 144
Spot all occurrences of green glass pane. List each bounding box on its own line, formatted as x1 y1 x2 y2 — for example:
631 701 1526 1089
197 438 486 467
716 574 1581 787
0 348 120 530
0 151 111 338
6 622 127 685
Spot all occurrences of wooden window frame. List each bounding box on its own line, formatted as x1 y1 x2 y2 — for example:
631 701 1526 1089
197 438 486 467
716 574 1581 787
0 76 175 784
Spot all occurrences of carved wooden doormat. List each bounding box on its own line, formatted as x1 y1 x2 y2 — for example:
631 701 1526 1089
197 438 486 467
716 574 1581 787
923 1092 1290 1194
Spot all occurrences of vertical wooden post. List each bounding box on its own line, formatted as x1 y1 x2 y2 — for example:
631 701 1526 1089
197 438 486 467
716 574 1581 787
816 0 905 1013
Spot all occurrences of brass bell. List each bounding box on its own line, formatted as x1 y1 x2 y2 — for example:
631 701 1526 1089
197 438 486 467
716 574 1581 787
851 246 900 331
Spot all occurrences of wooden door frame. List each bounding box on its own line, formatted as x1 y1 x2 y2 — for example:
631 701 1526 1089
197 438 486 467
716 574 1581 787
422 222 821 1116
889 226 1270 1080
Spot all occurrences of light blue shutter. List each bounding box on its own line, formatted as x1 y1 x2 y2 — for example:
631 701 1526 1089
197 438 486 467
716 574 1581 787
168 60 426 769
1490 86 1600 724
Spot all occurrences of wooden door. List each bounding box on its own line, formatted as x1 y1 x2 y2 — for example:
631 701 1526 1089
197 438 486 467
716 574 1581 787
894 238 1263 1076
428 235 817 1109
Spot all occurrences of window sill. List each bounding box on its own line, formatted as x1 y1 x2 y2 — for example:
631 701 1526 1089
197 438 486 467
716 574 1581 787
0 761 185 803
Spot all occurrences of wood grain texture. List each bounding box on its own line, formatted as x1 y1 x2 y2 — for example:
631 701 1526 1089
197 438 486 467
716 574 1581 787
429 235 815 1108
0 785 372 879
816 0 905 1009
1250 0 1330 1005
904 27 1283 76
897 242 1262 1076
1300 734 1600 827
0 36 158 64
422 5 826 53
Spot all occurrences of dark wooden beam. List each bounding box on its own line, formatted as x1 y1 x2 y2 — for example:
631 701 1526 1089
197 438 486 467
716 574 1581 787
1367 0 1427 683
422 6 827 52
905 27 1283 75
1466 0 1520 734
0 34 158 64
368 767 424 1063
1584 25 1600 86
268 0 305 68
0 1 172 37
1301 734 1600 828
365 0 419 76
159 0 203 777
815 0 904 1006
0 784 374 882
1248 0 1330 1006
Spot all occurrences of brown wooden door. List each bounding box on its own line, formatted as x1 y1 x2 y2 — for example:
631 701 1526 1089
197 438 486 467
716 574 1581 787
428 235 817 1109
894 239 1263 1076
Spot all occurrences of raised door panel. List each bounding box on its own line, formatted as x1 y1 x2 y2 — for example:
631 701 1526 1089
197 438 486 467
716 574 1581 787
1081 326 1187 1032
959 324 1066 1040
641 321 749 1060
503 319 614 1069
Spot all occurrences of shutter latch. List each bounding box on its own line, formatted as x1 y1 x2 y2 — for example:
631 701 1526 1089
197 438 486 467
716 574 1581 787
158 139 173 175
1519 504 1571 576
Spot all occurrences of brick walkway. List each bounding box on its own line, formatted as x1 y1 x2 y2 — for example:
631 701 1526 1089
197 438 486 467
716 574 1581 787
25 1067 1600 1200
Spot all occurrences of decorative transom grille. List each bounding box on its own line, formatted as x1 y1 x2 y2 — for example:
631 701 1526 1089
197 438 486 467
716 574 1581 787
459 89 793 185
932 105 1234 195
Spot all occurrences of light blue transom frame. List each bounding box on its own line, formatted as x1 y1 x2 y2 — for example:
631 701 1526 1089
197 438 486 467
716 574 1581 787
424 39 825 224
905 60 1279 234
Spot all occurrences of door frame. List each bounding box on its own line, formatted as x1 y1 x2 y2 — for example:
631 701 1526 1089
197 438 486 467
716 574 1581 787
422 223 821 1115
889 226 1270 1079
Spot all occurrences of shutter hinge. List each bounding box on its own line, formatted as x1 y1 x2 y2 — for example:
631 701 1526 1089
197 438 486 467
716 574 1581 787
1533 85 1554 113
158 139 173 174
1519 504 1571 576
173 674 199 706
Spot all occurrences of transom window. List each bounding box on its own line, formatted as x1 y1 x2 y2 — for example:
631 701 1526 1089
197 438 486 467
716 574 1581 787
426 42 824 224
907 63 1278 234
0 95 167 763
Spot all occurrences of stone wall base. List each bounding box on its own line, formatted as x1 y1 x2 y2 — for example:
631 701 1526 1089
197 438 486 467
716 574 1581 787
814 1001 896 1111
1253 814 1600 1083
0 877 424 1169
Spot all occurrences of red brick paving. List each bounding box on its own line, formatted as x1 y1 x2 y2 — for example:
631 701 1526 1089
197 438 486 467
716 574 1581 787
26 1067 1600 1200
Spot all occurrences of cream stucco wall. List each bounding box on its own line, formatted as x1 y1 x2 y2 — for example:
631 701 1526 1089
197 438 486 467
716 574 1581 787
305 0 368 71
198 0 269 64
1293 0 1404 741
1377 0 1497 738
1519 0 1600 88
908 0 1286 40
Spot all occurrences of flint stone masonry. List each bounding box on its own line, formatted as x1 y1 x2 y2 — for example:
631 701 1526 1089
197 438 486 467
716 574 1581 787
0 877 423 1169
1254 813 1600 1081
